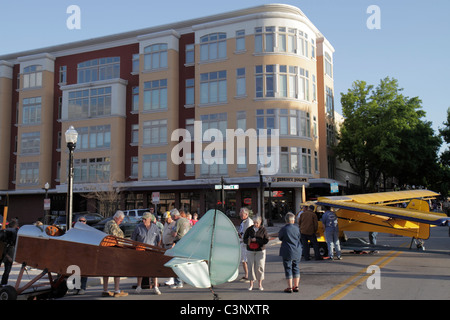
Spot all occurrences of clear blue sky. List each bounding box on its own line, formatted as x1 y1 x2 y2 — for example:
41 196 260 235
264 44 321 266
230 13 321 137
1 0 448 153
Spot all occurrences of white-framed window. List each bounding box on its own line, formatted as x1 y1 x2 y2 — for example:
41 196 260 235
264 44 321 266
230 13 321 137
185 78 195 106
131 124 139 145
235 30 245 52
185 153 195 176
144 44 168 70
132 54 140 73
236 111 246 131
77 125 111 150
143 153 167 179
77 57 120 83
325 52 333 78
236 68 246 97
20 132 40 154
132 86 139 112
131 156 139 178
143 119 167 145
256 109 275 135
255 65 274 98
143 79 167 111
200 33 227 62
280 147 300 174
74 157 110 183
185 44 195 64
255 26 275 53
19 162 39 185
22 97 41 124
200 113 227 141
200 150 227 176
23 65 42 89
299 68 310 101
298 31 309 57
200 70 227 105
68 87 112 119
326 86 334 115
59 66 67 84
301 147 312 174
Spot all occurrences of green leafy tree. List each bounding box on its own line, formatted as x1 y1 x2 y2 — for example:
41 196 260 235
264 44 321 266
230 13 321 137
335 77 441 192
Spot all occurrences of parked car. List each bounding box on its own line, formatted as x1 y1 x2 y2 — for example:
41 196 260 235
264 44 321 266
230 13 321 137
53 212 103 230
123 209 149 218
92 215 141 238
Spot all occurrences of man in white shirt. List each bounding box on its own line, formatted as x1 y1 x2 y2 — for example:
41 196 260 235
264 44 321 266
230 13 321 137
238 207 253 282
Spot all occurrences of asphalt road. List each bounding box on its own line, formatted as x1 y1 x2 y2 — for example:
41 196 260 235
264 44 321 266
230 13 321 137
6 224 450 309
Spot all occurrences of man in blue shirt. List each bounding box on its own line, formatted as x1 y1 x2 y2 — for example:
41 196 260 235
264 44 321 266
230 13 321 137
321 206 342 260
131 212 162 294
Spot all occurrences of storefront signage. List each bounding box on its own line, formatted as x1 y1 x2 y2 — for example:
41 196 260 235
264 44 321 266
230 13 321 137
268 177 308 183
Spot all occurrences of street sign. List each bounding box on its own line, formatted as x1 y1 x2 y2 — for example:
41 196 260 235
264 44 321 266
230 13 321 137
330 183 339 193
151 192 160 204
215 184 239 190
44 198 51 210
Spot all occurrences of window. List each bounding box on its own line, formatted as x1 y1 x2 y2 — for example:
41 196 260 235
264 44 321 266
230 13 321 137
200 70 227 105
20 132 40 154
19 162 39 185
186 118 195 142
77 57 120 83
200 113 227 141
23 65 42 89
236 68 246 96
132 54 140 73
185 153 195 175
279 109 298 136
236 30 245 52
22 97 41 124
325 52 333 78
143 79 167 111
255 26 275 53
74 157 110 183
326 86 334 115
280 147 311 174
59 66 67 84
143 119 167 145
236 111 246 131
302 148 312 174
131 156 138 178
200 150 227 176
144 44 168 70
185 78 195 106
299 68 310 101
300 111 311 138
131 124 139 145
298 31 309 57
77 125 111 150
200 33 227 61
255 65 274 98
132 86 139 112
256 109 275 135
143 154 167 179
185 44 195 64
68 87 112 119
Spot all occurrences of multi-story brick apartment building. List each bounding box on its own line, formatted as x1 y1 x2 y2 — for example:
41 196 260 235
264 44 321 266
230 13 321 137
0 4 338 224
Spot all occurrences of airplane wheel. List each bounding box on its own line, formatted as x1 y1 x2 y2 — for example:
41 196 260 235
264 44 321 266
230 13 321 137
0 285 17 300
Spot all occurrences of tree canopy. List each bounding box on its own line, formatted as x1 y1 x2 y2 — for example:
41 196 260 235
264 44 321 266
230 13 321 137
335 77 442 193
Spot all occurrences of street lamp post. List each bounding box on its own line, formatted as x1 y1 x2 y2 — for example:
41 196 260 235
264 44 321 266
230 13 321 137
65 126 78 231
43 182 50 224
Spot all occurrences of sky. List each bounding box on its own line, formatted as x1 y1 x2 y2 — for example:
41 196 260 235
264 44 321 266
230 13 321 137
1 0 449 153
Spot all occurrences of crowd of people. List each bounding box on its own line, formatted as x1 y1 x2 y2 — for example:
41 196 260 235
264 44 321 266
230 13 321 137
0 203 359 297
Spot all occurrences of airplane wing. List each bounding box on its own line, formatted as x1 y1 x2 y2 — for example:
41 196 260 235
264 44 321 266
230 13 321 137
315 199 449 226
321 190 439 205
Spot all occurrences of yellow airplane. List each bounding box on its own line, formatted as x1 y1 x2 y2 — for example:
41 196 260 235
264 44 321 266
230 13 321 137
313 190 448 252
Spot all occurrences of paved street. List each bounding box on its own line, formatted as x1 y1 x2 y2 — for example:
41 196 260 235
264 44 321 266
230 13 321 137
5 224 450 305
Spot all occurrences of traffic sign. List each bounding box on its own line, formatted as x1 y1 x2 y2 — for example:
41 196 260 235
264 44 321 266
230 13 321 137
215 184 239 190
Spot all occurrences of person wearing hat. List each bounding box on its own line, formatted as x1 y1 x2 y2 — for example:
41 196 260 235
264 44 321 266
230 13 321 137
162 211 176 286
131 212 162 295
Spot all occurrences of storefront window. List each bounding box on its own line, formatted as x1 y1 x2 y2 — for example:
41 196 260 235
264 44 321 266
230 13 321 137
181 192 201 216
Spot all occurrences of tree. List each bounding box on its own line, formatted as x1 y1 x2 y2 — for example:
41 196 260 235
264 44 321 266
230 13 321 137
335 77 441 192
437 108 450 197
